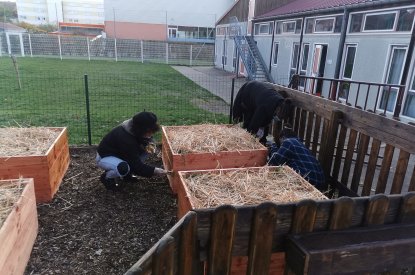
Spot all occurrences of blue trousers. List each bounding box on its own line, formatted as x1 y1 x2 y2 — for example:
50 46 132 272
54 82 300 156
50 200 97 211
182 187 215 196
96 153 147 179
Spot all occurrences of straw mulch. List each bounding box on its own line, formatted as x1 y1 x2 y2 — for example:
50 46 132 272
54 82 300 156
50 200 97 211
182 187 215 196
0 179 26 227
166 124 264 154
183 166 327 208
0 127 60 156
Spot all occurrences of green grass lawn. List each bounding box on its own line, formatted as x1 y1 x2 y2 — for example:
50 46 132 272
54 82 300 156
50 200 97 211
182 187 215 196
0 57 229 144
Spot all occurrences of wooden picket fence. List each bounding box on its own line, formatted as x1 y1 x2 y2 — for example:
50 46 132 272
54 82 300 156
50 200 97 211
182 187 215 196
275 85 415 197
125 193 415 274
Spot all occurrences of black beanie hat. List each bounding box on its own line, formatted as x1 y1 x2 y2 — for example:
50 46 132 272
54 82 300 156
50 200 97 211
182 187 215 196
132 112 160 134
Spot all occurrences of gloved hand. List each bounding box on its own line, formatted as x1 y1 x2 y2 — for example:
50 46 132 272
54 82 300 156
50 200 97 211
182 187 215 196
154 167 167 175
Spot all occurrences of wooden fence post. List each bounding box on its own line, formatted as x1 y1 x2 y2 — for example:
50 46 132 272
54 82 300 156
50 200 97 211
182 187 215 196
319 110 342 182
246 203 278 275
179 211 199 275
152 236 175 275
207 205 237 275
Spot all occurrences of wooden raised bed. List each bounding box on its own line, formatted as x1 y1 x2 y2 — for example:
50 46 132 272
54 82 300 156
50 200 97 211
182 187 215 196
177 166 327 275
161 125 268 193
0 127 70 203
0 178 38 275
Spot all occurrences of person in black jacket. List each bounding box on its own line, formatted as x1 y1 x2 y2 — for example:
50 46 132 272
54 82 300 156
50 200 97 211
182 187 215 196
232 80 291 144
96 112 167 191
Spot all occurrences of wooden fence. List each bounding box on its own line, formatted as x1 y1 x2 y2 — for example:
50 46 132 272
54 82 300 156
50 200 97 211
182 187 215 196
125 193 415 274
125 87 415 274
275 85 415 197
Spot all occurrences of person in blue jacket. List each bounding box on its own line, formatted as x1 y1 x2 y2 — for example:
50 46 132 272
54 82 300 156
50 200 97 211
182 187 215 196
96 112 167 191
232 80 291 144
268 126 326 190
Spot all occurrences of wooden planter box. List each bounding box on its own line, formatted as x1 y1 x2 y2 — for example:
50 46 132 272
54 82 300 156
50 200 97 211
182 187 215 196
0 127 70 203
177 166 327 275
161 125 268 193
0 179 38 275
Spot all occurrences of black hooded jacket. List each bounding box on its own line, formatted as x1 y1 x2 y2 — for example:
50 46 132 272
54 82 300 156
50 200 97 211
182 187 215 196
233 81 284 134
97 119 155 177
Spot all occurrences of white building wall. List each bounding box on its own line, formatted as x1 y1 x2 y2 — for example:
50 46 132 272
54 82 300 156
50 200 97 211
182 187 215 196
17 0 103 25
62 0 104 24
104 0 234 27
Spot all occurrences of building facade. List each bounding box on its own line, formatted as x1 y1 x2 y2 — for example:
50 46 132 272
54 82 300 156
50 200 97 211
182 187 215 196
16 0 104 26
103 0 235 42
216 0 415 120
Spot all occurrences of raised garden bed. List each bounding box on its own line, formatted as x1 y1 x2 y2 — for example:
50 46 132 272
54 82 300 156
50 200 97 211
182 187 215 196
177 165 328 275
0 178 38 275
0 127 70 203
162 124 268 193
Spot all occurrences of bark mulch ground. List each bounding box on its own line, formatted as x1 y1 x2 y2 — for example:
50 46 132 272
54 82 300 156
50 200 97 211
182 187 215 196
25 146 177 275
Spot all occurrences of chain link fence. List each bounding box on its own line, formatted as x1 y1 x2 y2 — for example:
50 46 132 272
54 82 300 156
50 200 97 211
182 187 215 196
0 32 214 65
0 63 237 145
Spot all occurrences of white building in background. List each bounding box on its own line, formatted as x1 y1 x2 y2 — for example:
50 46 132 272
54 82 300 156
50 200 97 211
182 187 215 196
104 0 235 42
16 0 104 25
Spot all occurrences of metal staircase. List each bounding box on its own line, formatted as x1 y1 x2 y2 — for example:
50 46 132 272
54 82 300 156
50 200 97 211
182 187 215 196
230 17 274 83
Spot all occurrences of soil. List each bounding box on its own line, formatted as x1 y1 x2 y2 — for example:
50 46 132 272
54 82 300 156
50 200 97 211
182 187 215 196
25 146 177 275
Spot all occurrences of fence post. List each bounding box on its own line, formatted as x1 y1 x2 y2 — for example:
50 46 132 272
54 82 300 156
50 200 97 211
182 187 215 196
190 44 192 66
229 78 235 124
6 32 11 54
165 42 168 64
19 33 24 57
58 35 62 60
114 38 118 62
141 40 144 63
84 74 92 146
28 33 33 57
86 37 90 61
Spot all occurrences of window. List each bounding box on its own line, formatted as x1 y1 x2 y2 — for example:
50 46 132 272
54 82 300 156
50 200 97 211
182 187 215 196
403 75 415 118
272 42 279 66
397 8 415 31
216 27 226 36
233 46 237 69
283 21 296 33
254 22 273 35
349 13 363 32
364 12 396 31
305 18 315 33
334 15 343 32
379 46 407 112
339 45 357 100
275 19 302 34
290 43 300 80
223 40 228 66
299 44 310 88
315 17 335 33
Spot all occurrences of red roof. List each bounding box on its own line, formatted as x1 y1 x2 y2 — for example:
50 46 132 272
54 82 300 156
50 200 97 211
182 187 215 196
256 0 376 19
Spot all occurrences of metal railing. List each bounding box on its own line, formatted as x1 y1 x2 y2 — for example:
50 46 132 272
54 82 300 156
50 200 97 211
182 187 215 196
290 74 406 118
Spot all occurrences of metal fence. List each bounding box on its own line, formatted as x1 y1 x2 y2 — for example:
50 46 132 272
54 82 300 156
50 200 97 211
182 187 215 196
0 32 214 65
0 68 236 145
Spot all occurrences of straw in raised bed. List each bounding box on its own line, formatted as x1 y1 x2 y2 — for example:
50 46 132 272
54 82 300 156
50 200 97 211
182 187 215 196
0 127 60 157
183 166 327 208
167 124 264 154
0 179 25 227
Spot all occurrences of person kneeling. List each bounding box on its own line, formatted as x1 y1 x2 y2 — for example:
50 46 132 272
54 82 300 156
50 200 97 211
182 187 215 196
268 126 326 191
96 111 167 191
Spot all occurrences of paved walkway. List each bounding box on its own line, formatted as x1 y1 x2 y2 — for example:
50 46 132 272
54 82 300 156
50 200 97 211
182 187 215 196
172 66 246 104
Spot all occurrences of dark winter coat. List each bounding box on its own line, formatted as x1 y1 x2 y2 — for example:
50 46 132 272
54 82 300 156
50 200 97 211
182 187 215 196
232 81 284 134
97 119 155 177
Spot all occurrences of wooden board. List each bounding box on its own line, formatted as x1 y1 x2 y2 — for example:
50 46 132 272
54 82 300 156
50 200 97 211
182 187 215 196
0 127 70 203
285 223 415 274
0 179 38 275
162 125 268 193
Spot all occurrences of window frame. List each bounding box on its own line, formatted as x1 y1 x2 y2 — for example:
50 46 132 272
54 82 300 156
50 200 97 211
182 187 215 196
254 21 273 36
314 17 335 33
271 42 279 66
338 44 358 101
401 72 415 119
378 45 408 113
289 43 301 81
282 20 296 34
362 11 398 32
